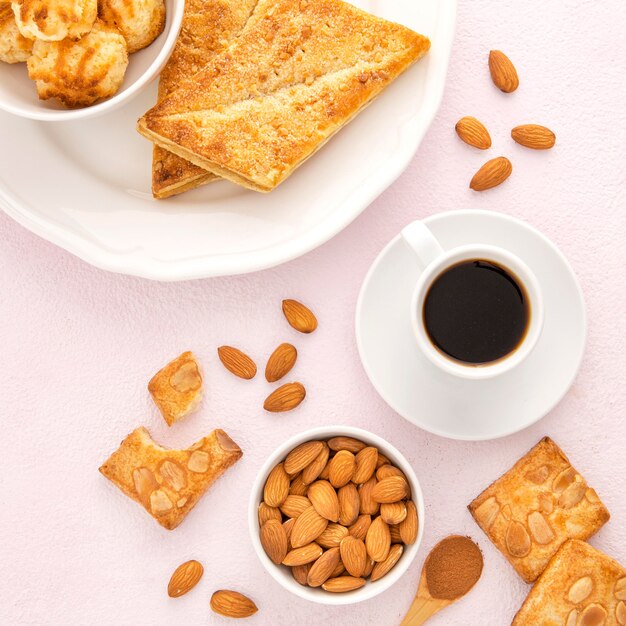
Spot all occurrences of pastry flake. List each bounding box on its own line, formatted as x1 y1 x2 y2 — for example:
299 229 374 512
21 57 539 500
468 437 610 583
138 0 430 192
148 351 203 426
99 427 243 529
512 540 626 626
151 0 259 198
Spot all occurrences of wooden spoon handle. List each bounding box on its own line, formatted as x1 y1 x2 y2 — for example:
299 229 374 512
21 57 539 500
399 595 450 626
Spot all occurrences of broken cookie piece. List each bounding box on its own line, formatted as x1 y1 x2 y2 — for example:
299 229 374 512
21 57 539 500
99 427 242 529
148 351 203 426
512 540 626 625
468 437 610 583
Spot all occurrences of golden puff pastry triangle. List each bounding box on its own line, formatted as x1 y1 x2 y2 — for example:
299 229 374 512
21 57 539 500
99 427 243 529
151 0 260 198
138 0 430 193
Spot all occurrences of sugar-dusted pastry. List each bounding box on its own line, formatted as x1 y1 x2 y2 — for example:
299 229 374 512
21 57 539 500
99 427 243 529
151 0 259 198
148 351 203 426
98 0 165 53
27 19 128 107
468 437 610 583
138 0 430 192
12 0 96 41
0 3 32 63
513 539 626 626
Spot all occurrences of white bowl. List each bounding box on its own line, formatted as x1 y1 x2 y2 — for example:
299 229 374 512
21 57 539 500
0 0 184 121
248 425 425 605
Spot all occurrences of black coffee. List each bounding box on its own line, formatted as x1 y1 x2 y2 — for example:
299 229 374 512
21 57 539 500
423 259 529 365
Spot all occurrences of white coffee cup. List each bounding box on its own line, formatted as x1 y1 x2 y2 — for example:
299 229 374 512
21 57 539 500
401 220 544 380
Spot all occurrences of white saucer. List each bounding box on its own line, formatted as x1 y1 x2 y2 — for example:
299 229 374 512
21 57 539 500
355 210 586 441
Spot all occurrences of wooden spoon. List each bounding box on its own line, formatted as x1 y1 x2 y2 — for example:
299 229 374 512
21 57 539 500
399 535 483 626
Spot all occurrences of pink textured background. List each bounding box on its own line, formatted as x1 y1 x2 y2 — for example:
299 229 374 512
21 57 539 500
1 0 625 624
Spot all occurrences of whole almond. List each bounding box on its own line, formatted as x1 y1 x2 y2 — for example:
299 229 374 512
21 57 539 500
328 437 366 453
283 518 296 546
260 519 289 565
263 382 306 412
489 50 519 93
289 473 309 497
317 523 349 549
340 536 367 577
399 500 419 545
301 443 330 485
292 563 311 586
363 558 375 577
282 299 318 333
380 502 408 525
210 590 258 618
338 483 360 526
470 156 512 191
264 463 290 508
307 547 340 587
455 116 492 149
370 544 404 582
358 476 380 516
217 346 257 379
318 459 331 480
290 506 328 548
330 560 346 579
371 476 410 504
376 465 407 481
265 343 298 382
352 447 378 485
167 560 203 598
284 441 324 475
511 124 556 150
322 576 366 593
308 480 340 522
328 450 356 488
258 502 282 526
348 515 372 541
283 543 323 566
366 516 391 562
280 495 311 519
390 524 403 544
376 453 391 468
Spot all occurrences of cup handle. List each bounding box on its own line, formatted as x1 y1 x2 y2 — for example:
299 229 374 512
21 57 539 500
401 221 445 267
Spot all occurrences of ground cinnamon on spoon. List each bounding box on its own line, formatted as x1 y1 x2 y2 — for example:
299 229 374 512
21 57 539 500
424 535 483 600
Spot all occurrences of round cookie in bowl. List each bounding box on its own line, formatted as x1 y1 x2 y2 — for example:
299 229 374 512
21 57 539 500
248 426 424 605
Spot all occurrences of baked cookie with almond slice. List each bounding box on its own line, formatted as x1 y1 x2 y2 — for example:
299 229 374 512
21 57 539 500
468 437 610 583
512 539 626 626
148 351 203 426
99 427 243 529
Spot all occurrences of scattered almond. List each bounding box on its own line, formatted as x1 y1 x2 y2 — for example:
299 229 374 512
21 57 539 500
470 156 512 191
263 382 306 412
489 50 519 93
167 560 204 598
284 441 324 475
282 299 318 334
322 576 366 593
455 116 492 149
210 590 258 618
511 124 556 149
265 343 298 382
260 519 289 565
217 346 257 380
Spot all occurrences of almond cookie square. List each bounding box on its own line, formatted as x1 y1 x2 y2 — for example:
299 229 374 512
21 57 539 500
512 539 626 626
148 351 203 426
468 437 610 583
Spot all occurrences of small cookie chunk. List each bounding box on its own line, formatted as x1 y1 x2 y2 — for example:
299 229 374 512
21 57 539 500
99 427 243 529
468 437 610 583
27 19 128 107
513 540 626 626
98 0 165 53
12 0 96 41
0 4 32 63
148 351 203 426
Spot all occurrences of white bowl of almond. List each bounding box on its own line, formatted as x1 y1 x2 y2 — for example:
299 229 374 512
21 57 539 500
249 426 424 605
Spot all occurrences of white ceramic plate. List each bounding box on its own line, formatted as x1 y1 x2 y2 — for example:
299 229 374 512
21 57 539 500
0 0 456 280
355 210 587 441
